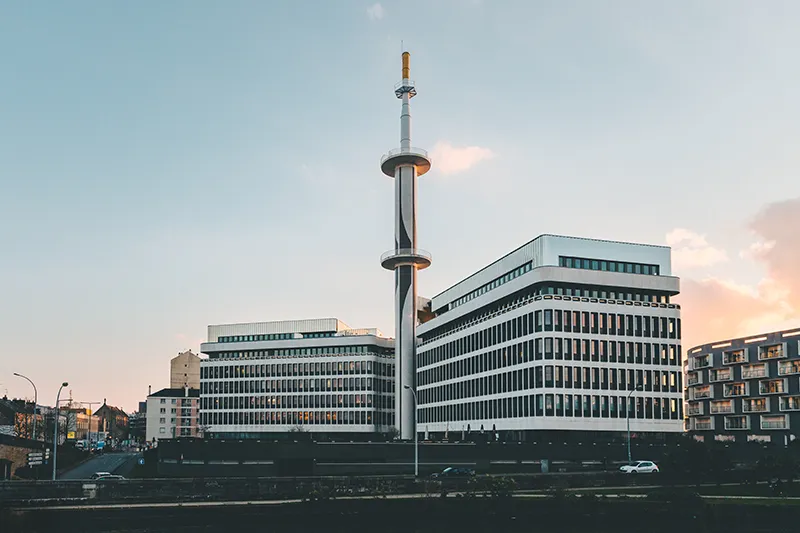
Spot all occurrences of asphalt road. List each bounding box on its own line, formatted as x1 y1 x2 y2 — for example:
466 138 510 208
60 452 139 480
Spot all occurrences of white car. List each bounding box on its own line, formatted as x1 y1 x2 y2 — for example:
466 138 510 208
620 461 659 474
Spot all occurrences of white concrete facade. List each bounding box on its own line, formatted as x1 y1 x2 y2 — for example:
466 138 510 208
416 234 684 438
199 319 396 437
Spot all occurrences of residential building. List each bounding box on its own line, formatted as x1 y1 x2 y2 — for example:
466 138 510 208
415 234 684 442
685 327 800 444
171 350 201 389
93 401 129 441
0 398 41 440
145 387 199 443
199 318 395 439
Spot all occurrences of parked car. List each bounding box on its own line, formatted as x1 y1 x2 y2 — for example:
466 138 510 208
620 461 659 474
96 475 126 481
431 467 476 478
89 472 112 480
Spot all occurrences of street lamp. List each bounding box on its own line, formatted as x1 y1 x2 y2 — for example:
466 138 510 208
403 385 418 477
627 384 643 465
52 382 68 481
13 373 37 441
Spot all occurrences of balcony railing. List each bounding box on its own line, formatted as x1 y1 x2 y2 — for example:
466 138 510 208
780 397 800 412
710 370 733 382
725 417 750 430
759 380 786 395
710 403 733 414
688 406 703 416
742 366 768 379
778 361 800 375
743 401 769 413
723 386 747 398
693 390 712 399
687 374 701 386
761 417 788 430
723 350 748 365
759 346 785 360
694 420 714 430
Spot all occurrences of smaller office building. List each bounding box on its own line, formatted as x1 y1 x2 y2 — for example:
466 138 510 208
199 318 395 439
146 387 200 443
686 327 800 444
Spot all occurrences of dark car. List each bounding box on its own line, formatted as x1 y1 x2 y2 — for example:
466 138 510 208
431 467 476 478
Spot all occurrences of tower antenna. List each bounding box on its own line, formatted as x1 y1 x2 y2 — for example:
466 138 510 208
379 52 432 441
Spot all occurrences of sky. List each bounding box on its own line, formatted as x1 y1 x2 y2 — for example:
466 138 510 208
1 1 799 412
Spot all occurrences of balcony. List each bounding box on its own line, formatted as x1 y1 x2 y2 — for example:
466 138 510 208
759 344 786 361
723 383 748 398
725 416 750 430
743 398 769 413
693 355 711 370
687 403 704 416
693 386 712 400
687 372 702 386
710 368 733 382
723 349 748 365
694 417 714 431
381 147 431 177
761 415 789 430
759 379 787 395
710 401 733 414
780 396 800 412
778 360 800 376
380 248 432 270
741 364 768 379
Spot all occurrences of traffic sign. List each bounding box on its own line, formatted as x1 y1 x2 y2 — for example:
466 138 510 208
138 458 145 466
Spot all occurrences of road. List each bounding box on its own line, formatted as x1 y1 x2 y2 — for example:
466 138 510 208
60 452 139 480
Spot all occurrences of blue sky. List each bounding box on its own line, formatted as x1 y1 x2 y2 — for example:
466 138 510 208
2 1 800 411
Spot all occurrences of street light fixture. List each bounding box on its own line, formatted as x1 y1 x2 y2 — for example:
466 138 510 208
52 382 68 481
627 384 644 465
403 385 418 477
13 373 37 441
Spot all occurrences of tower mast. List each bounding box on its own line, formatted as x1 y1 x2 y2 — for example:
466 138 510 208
380 52 432 441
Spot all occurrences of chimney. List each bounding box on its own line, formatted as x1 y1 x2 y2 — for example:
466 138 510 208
148 385 152 396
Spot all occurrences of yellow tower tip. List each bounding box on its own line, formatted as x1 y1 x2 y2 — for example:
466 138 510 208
402 51 410 79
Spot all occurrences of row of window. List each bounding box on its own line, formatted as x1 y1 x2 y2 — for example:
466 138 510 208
200 393 394 411
534 285 669 303
420 394 682 424
419 365 681 405
206 347 394 360
419 337 681 386
536 309 679 338
418 309 680 370
450 263 533 310
558 256 661 276
200 410 392 427
217 333 295 343
201 360 395 380
201 377 395 395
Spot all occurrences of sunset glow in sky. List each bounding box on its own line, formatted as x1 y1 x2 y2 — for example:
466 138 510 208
1 1 799 411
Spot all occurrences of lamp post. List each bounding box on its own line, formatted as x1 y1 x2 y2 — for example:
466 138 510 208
627 384 643 465
403 385 418 477
52 382 68 481
13 373 37 441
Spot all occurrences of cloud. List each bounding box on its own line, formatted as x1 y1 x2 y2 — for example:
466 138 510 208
665 228 728 271
366 3 384 20
430 141 495 175
676 197 800 350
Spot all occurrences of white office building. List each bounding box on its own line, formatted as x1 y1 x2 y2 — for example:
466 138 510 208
415 234 684 442
199 318 395 439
